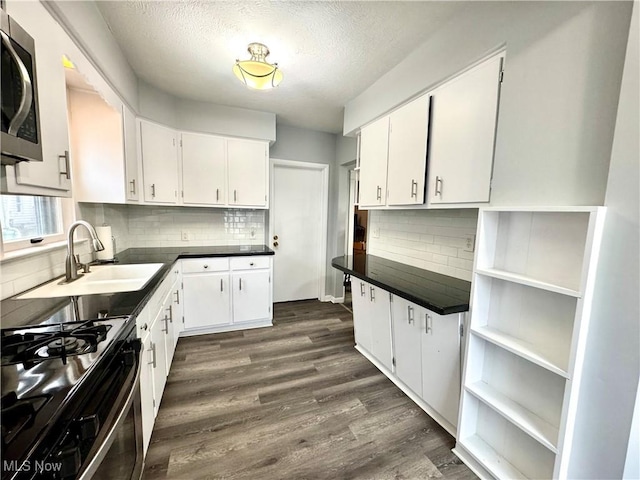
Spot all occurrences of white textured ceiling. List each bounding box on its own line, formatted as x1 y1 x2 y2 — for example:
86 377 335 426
95 1 463 133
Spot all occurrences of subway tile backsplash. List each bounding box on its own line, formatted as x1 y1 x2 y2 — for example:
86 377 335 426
367 209 479 282
1 205 266 301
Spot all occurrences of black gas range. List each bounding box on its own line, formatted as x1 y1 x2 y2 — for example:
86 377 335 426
1 297 143 480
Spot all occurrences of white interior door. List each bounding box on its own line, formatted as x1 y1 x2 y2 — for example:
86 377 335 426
270 160 328 303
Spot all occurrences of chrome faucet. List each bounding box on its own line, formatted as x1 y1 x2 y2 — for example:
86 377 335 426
63 221 105 283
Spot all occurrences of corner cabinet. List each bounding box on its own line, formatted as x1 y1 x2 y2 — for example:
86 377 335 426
454 207 606 480
2 1 71 196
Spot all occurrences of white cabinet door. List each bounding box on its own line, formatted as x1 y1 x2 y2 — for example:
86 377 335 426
183 272 231 329
139 329 155 455
351 279 372 353
227 139 268 207
232 269 271 323
392 296 423 394
150 309 168 416
387 95 430 206
161 290 177 371
140 121 179 203
170 279 184 340
428 55 503 204
5 2 71 196
421 311 461 427
123 105 140 202
369 284 393 371
181 133 226 205
359 117 389 207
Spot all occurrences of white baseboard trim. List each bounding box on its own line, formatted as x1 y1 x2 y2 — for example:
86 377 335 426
179 320 272 337
328 296 345 304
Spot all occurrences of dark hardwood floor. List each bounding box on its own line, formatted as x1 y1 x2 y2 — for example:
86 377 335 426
143 300 476 480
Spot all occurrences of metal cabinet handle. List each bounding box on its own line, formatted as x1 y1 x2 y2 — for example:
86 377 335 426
174 290 180 304
435 176 443 197
166 305 173 323
408 305 414 324
151 183 156 198
216 188 219 201
162 316 169 333
58 151 71 180
369 286 375 302
148 342 156 368
141 323 148 331
129 179 136 195
1 30 32 136
376 186 382 200
220 278 223 292
239 278 243 291
360 282 365 297
425 314 433 334
411 179 418 198
234 190 237 202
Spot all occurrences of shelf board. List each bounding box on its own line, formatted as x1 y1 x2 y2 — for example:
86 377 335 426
471 326 569 378
475 268 581 298
465 383 560 453
461 435 529 480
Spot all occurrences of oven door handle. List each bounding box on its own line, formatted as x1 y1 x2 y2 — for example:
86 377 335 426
78 351 142 480
0 30 33 136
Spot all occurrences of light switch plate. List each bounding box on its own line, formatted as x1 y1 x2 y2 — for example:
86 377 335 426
181 231 191 241
372 228 380 238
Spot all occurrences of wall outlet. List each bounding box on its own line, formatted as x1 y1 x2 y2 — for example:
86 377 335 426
372 227 380 238
181 231 191 241
464 234 476 252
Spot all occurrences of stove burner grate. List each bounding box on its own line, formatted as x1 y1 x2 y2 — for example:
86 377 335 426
1 320 112 367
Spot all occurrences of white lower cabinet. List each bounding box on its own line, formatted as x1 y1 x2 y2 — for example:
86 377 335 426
351 281 463 435
149 305 168 414
392 297 423 395
351 279 393 371
139 329 155 457
181 256 273 335
421 309 462 429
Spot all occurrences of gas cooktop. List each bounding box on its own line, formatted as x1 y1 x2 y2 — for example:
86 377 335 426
0 297 134 480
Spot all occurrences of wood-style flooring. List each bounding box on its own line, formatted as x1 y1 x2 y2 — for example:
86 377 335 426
143 300 476 480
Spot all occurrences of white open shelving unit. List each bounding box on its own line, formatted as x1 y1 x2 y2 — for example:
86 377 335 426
454 206 606 480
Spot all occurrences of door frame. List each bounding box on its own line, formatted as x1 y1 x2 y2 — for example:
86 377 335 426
269 158 329 301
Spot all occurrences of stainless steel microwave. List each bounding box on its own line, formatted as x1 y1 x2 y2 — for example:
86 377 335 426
1 8 42 164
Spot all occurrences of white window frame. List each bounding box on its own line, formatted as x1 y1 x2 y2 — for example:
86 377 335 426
0 196 74 255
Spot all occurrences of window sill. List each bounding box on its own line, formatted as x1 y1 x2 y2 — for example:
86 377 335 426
0 239 87 265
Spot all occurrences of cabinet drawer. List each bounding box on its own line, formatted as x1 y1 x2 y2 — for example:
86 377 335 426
230 256 270 270
181 257 229 273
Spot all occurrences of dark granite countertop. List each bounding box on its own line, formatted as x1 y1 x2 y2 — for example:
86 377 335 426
332 255 471 315
1 245 274 329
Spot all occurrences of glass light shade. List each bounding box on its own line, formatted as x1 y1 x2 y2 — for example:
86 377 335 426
233 43 283 90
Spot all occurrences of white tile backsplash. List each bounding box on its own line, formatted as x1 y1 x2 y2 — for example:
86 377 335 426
367 209 479 281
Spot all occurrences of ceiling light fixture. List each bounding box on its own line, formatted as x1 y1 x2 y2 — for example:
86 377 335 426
233 43 283 90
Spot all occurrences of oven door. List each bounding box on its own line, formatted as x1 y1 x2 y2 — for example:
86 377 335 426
77 347 143 480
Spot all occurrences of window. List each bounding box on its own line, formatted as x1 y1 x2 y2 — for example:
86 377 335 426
0 195 67 252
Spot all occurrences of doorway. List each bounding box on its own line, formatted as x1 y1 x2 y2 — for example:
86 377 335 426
269 159 328 303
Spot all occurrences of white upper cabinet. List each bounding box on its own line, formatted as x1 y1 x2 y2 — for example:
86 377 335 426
123 105 141 202
227 138 268 208
3 2 71 196
140 120 179 204
181 132 226 205
358 116 389 207
428 54 503 205
387 94 430 206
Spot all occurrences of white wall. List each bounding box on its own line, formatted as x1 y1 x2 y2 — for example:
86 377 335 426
270 125 337 165
344 1 633 207
568 3 639 477
138 81 276 142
